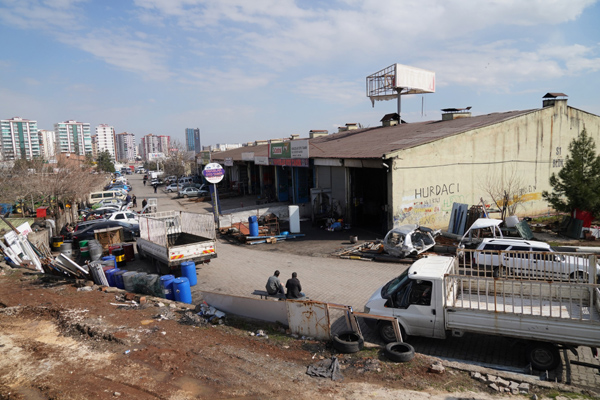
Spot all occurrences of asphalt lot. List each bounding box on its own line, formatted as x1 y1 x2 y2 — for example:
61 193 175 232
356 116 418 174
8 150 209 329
121 172 600 390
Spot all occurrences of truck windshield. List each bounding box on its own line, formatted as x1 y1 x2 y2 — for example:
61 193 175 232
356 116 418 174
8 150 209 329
381 270 409 299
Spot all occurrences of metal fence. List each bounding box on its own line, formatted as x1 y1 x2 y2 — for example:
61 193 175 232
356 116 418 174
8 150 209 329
447 250 600 323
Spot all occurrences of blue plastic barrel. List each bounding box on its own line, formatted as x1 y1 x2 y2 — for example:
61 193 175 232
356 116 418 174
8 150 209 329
248 215 259 237
173 277 192 304
105 268 119 287
160 275 175 300
180 261 197 287
102 255 116 269
113 270 127 289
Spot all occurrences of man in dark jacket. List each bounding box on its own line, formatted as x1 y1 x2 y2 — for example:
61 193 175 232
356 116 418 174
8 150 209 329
285 272 305 299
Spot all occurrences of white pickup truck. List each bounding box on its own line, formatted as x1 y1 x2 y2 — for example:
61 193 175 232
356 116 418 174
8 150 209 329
136 210 217 275
365 255 600 370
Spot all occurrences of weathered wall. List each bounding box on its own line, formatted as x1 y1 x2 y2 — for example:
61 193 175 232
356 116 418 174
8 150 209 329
389 101 600 229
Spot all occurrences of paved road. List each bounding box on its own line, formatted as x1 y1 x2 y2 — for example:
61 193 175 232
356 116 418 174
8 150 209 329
123 172 600 390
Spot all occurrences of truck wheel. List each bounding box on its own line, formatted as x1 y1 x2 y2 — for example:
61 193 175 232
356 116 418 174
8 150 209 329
384 342 415 363
570 271 588 282
332 331 364 353
526 342 561 370
378 321 406 343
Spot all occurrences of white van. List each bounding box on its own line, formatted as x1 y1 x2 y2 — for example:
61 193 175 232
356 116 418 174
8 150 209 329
178 177 193 185
89 191 126 205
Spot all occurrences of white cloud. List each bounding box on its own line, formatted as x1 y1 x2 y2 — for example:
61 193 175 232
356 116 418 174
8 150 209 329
182 68 272 91
294 76 364 106
57 30 172 80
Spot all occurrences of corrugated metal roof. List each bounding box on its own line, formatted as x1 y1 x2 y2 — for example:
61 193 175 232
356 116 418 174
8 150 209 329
212 109 536 162
309 109 536 159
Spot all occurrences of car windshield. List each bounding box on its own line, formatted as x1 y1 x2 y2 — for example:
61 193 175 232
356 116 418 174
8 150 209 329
381 270 409 299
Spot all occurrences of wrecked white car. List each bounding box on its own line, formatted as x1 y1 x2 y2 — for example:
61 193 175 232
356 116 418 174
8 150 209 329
383 225 440 258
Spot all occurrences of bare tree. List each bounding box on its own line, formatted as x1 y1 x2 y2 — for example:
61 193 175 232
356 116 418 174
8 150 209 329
163 140 196 179
0 156 106 218
479 166 527 219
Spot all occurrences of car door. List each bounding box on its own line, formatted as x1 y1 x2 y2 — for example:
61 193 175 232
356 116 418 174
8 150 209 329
391 279 437 337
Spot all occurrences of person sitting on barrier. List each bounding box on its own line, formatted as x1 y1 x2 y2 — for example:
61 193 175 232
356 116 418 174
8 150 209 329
285 272 306 299
265 270 285 296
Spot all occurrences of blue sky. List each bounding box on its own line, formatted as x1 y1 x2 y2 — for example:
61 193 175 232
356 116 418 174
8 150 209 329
1 0 599 148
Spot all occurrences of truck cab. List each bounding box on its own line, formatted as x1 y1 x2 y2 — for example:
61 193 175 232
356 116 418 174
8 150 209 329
365 256 452 342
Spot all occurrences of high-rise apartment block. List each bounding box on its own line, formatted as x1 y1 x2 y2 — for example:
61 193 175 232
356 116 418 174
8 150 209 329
140 134 171 160
116 132 136 162
38 129 56 161
0 117 40 161
54 120 92 155
185 128 201 153
95 124 116 160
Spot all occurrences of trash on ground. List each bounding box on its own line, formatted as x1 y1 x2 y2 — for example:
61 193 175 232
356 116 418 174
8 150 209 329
306 356 343 381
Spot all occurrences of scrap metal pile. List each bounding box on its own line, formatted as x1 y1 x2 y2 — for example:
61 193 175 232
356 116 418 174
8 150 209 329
334 224 443 262
220 213 305 245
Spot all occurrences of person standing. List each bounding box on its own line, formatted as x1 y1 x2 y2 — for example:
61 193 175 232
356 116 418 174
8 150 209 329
153 183 158 193
285 272 305 299
132 195 137 208
265 270 284 296
141 198 147 209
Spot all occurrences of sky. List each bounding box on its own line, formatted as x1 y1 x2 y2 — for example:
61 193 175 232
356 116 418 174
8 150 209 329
0 0 599 148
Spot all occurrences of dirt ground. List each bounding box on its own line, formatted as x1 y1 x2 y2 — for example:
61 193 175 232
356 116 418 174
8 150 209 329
0 264 595 400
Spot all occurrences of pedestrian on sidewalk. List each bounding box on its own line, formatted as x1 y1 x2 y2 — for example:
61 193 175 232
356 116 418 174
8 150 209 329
153 183 157 193
141 198 147 209
132 195 137 208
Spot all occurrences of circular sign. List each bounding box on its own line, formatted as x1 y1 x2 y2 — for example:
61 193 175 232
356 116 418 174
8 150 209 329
202 163 225 184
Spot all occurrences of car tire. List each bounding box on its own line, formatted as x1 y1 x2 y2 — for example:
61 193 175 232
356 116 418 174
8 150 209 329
378 321 406 343
526 342 561 371
332 331 364 354
570 271 588 282
384 342 415 363
183 194 188 198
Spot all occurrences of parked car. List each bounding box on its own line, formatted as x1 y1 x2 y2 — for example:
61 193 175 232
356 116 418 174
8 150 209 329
165 183 180 192
178 187 203 198
83 208 117 221
472 237 600 282
72 220 140 243
75 219 108 232
106 211 139 224
94 198 126 209
165 175 177 184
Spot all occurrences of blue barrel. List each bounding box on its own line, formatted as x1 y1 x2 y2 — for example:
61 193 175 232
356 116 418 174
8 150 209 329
102 255 116 269
114 270 127 289
248 215 259 237
105 268 119 287
160 275 175 300
173 277 192 304
180 261 197 287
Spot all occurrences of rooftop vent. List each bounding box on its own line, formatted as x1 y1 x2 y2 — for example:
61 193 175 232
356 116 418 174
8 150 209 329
309 130 328 139
441 107 472 121
543 92 567 108
381 113 400 127
290 134 300 140
338 123 360 133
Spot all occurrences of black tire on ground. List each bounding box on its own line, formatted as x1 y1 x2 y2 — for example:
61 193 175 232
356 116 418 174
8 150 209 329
526 342 561 371
332 331 364 353
384 342 415 363
183 194 188 198
378 321 406 343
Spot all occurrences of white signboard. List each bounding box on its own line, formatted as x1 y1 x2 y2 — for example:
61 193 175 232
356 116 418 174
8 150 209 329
148 152 166 161
254 156 269 165
224 157 233 167
202 163 225 183
290 140 309 159
241 152 254 161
